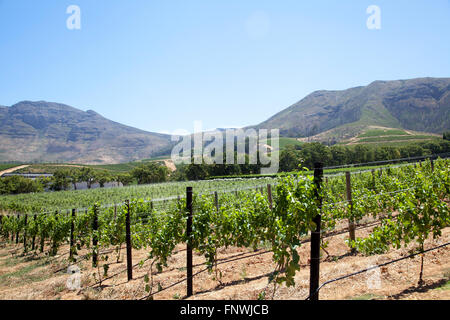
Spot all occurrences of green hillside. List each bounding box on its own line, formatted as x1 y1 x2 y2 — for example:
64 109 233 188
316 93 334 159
264 137 304 150
338 127 441 146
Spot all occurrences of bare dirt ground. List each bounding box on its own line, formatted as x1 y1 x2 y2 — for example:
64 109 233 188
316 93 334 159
0 225 448 300
163 160 177 172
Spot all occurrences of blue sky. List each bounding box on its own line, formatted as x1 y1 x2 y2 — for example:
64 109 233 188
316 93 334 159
0 0 449 134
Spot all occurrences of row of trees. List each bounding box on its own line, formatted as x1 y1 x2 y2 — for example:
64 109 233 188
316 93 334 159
0 162 170 195
443 131 450 141
280 140 450 171
169 140 450 180
0 176 44 195
169 152 265 181
50 167 120 191
2 140 449 194
50 164 170 191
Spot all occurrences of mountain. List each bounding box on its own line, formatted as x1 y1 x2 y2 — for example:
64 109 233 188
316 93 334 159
2 77 449 164
253 77 450 142
0 101 174 164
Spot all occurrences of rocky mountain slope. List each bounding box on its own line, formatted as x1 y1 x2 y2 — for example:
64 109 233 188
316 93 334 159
253 77 450 142
0 101 173 164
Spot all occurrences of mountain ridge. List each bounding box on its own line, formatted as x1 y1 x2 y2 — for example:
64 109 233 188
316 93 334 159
0 101 173 164
253 77 450 141
1 77 449 164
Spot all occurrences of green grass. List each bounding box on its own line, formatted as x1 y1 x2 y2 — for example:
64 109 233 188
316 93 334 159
12 159 169 175
322 164 400 175
1 158 441 214
0 176 281 213
0 258 51 287
435 280 450 291
349 293 384 300
436 269 450 291
354 139 443 148
1 255 26 267
0 164 23 171
88 158 168 173
15 164 112 175
11 162 403 212
358 129 408 138
209 162 415 179
87 162 146 173
265 137 304 150
358 135 436 143
140 155 172 162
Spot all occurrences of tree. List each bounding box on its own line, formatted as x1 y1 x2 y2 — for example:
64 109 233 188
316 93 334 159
443 131 450 141
169 164 188 182
422 141 445 155
95 171 112 188
185 163 209 181
0 176 44 195
401 144 424 158
131 162 169 184
117 173 134 186
79 167 96 189
50 169 71 191
353 145 371 163
207 152 252 177
279 146 302 172
299 142 332 169
36 176 52 190
329 145 348 166
69 168 81 190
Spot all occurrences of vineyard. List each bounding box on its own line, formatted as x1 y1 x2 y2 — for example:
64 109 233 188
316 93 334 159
0 158 449 300
0 176 281 214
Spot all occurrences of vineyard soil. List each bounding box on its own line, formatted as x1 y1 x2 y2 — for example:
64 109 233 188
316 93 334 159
0 225 448 300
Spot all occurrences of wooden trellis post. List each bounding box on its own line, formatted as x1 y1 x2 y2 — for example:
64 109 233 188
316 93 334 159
267 184 273 210
31 214 36 251
23 214 28 252
125 200 133 281
40 213 45 253
69 209 76 261
51 211 59 256
309 162 323 301
186 187 193 297
15 214 19 244
92 206 98 267
11 215 15 242
345 172 356 254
